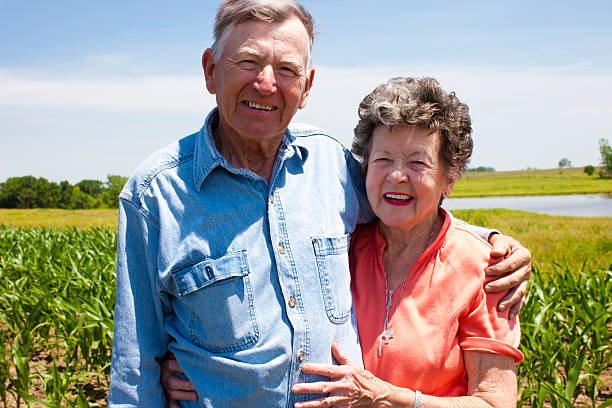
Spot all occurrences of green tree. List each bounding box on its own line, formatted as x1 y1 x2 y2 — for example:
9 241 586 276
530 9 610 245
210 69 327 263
33 178 62 207
68 187 99 209
57 182 100 209
583 165 595 176
599 138 612 178
75 179 104 197
102 175 128 208
0 176 62 208
558 158 572 168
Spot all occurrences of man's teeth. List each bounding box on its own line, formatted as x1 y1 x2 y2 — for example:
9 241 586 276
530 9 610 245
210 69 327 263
246 101 276 111
385 193 412 201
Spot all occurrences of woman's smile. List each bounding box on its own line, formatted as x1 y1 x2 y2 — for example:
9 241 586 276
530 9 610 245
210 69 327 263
383 192 414 206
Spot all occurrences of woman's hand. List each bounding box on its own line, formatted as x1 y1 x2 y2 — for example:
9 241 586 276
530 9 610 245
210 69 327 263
159 356 198 407
486 233 532 319
292 342 391 408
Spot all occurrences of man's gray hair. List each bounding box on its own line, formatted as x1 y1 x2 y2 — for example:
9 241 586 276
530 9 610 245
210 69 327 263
211 0 315 67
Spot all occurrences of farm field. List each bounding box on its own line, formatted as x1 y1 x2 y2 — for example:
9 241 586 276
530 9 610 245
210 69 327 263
0 209 117 230
0 207 610 406
452 167 612 197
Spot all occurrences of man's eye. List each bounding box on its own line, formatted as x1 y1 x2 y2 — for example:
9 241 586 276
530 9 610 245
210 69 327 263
278 66 297 76
238 60 257 69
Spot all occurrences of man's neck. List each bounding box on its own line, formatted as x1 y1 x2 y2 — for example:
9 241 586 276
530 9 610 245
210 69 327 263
213 126 281 183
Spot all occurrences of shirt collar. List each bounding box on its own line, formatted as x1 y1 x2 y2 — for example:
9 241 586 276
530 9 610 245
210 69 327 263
193 108 307 191
373 207 452 260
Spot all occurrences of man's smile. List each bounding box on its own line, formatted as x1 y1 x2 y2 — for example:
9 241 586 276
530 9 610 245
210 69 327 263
244 101 277 111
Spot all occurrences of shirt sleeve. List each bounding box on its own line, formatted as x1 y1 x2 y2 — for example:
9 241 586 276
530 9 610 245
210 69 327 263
458 276 523 363
108 197 170 406
347 151 376 224
451 216 499 242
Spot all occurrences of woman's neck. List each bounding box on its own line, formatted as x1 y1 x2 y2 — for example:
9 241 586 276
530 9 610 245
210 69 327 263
380 210 442 289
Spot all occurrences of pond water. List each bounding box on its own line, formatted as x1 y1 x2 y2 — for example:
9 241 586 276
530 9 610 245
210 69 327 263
442 194 612 217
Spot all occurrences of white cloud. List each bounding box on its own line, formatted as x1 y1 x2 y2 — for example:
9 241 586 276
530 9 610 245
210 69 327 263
1 62 610 172
0 69 216 113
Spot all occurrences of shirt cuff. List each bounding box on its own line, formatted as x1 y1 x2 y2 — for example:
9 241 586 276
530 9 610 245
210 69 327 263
461 336 524 363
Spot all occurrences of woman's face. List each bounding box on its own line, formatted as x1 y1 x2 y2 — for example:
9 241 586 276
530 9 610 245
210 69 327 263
366 125 454 233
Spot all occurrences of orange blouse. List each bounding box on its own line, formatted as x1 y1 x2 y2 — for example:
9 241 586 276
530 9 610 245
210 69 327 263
350 209 523 397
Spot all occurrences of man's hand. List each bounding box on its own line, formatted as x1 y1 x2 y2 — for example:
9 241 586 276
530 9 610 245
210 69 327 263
486 234 532 319
160 356 198 407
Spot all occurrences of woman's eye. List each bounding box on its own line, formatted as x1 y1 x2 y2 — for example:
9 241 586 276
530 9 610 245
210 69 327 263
409 161 428 169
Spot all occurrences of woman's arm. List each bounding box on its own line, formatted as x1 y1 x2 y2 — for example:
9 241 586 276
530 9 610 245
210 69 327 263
291 344 517 408
396 352 517 408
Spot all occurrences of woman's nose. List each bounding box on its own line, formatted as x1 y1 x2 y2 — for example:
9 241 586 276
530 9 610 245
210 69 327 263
388 162 408 184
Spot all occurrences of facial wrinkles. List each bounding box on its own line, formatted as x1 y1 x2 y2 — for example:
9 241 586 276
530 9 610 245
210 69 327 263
214 19 312 71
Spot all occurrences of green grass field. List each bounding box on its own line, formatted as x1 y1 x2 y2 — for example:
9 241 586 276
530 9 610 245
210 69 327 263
452 167 612 197
453 209 612 271
0 209 117 229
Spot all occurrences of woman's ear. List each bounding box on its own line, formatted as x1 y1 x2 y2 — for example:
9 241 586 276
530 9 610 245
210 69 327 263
444 178 456 198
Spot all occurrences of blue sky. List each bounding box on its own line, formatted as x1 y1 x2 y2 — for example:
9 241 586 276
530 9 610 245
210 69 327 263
1 0 611 183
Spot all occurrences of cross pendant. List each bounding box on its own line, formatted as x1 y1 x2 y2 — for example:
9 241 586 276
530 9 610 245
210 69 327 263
381 328 394 344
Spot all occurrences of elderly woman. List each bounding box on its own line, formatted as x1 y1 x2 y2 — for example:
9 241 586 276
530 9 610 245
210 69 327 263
291 77 522 408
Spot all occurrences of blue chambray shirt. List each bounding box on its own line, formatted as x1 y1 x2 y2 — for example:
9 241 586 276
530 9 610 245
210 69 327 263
109 109 374 407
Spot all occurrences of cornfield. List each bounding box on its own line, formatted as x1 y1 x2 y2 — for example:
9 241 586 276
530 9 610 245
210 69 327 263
0 226 610 407
0 227 115 407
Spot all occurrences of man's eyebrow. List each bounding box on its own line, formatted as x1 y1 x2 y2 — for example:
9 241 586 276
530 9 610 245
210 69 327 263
278 56 303 68
234 46 264 58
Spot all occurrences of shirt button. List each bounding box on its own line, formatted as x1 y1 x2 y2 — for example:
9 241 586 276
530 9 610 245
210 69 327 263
297 351 305 362
278 245 285 254
288 297 297 308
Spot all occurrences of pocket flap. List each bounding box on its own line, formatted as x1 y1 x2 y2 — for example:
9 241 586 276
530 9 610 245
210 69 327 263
173 250 249 296
311 233 350 256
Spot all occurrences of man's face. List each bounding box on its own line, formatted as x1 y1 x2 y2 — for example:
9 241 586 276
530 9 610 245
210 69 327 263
203 16 314 145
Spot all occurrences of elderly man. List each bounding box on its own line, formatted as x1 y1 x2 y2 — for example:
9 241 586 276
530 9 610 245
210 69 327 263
109 0 530 406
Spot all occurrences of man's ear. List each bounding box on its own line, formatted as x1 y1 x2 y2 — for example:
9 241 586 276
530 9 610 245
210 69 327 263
202 49 216 95
298 68 315 109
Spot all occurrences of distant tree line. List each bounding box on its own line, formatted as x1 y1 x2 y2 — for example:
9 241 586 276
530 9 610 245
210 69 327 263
467 166 495 172
0 175 128 209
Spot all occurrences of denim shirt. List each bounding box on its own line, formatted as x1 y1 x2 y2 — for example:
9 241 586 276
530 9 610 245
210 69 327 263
109 109 374 407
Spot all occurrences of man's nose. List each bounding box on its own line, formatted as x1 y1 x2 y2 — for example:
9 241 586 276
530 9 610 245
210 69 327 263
253 65 276 95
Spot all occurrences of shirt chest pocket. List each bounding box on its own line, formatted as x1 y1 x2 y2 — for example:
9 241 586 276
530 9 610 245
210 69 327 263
312 234 352 324
171 250 259 353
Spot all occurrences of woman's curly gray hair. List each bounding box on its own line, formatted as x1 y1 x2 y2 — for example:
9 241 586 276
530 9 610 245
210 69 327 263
352 77 473 182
